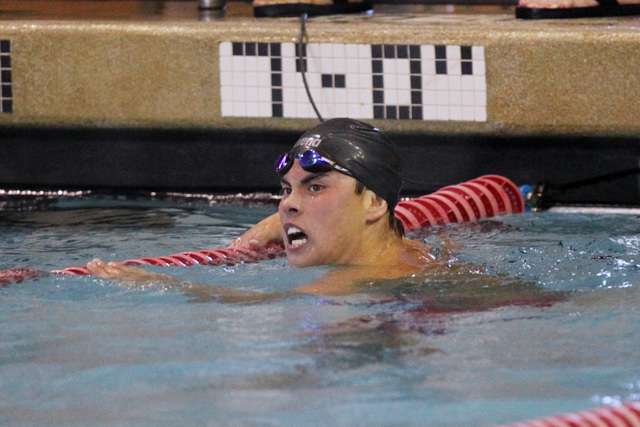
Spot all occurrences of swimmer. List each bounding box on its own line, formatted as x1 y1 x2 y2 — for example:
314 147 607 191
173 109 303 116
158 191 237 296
87 118 445 299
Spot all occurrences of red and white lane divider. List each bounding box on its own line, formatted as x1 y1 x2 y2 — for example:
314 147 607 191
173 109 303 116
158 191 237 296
0 175 523 286
497 400 640 427
0 243 285 287
395 175 524 232
52 242 286 276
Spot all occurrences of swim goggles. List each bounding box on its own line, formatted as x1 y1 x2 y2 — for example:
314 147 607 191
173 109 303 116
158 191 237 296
275 149 352 177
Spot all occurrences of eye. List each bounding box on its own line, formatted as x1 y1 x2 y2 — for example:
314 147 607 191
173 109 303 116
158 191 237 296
280 187 292 196
308 184 323 193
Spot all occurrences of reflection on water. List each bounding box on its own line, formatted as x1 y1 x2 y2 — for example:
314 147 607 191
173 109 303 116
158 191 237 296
0 208 179 228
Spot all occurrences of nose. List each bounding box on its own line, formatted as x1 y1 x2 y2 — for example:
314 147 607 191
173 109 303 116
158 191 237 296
279 188 302 217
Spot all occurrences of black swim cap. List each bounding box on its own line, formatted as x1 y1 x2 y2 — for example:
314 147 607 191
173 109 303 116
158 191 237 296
290 118 403 210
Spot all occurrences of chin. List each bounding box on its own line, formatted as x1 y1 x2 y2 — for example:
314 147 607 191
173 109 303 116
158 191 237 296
286 256 313 268
286 250 321 268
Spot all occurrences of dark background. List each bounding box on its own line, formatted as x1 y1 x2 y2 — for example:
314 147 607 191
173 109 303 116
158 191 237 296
1 126 639 206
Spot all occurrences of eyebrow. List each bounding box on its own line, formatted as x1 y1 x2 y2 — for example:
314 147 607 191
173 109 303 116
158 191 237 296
280 172 328 187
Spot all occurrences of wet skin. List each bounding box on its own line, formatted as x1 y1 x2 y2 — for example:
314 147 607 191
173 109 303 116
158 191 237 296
278 161 395 268
86 160 436 298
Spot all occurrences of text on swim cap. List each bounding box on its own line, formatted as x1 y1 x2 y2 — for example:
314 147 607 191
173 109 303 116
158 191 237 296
294 136 322 149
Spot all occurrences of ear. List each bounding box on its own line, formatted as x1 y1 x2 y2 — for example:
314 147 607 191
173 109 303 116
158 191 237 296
363 190 388 222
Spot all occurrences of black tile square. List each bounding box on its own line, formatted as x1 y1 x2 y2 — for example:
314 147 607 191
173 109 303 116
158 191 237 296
372 75 383 89
461 61 473 75
1 55 10 68
373 105 384 119
435 60 447 75
461 46 472 60
2 84 12 98
294 43 307 58
373 90 384 104
372 59 383 74
0 40 10 54
410 60 421 74
397 45 408 59
270 43 281 56
245 43 256 56
371 44 383 58
383 44 395 59
435 45 447 59
272 88 282 102
271 73 282 87
334 74 346 88
295 59 307 73
411 106 422 120
232 42 243 56
399 106 410 119
258 43 269 56
271 57 281 72
410 75 421 89
411 90 422 104
272 103 283 117
1 70 11 83
386 105 397 119
321 74 333 88
409 45 421 59
2 99 12 113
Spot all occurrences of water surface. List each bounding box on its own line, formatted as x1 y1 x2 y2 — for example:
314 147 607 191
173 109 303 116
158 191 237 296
1 195 638 426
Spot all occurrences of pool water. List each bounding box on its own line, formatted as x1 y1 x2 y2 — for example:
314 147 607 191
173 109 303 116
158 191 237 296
1 195 639 426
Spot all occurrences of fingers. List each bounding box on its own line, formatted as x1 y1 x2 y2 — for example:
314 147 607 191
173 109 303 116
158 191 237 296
233 231 266 248
232 236 247 247
86 258 123 279
86 258 178 284
232 213 283 248
247 239 264 251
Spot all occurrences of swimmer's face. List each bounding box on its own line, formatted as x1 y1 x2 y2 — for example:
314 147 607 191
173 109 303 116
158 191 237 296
278 161 370 267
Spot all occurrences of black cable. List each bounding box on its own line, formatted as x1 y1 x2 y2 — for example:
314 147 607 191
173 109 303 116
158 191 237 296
530 167 640 210
298 13 324 123
556 167 640 191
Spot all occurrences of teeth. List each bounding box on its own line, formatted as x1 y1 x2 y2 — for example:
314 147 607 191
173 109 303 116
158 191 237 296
287 226 307 247
287 227 302 236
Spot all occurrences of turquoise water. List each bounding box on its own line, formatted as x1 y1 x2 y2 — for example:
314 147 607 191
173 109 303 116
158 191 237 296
1 195 639 426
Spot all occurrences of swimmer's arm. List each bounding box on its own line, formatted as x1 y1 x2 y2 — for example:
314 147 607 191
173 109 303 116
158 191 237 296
86 259 180 284
86 258 293 304
232 213 284 249
85 260 430 303
184 283 294 304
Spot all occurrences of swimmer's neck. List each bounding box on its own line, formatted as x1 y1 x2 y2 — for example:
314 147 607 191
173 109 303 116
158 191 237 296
331 229 413 268
295 237 429 296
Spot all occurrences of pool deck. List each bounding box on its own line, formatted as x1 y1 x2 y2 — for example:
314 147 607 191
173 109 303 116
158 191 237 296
2 0 640 136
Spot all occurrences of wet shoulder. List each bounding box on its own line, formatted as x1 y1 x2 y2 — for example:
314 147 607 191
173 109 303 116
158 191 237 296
402 237 437 266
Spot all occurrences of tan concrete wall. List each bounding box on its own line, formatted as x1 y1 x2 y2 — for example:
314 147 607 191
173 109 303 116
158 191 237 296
1 6 640 136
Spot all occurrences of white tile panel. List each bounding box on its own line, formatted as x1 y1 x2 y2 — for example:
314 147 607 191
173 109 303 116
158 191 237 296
220 41 487 122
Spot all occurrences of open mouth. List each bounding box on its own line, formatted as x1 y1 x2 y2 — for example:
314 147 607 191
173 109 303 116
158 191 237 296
286 226 308 247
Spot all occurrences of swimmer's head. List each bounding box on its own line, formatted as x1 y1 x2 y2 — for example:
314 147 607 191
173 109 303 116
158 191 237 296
275 118 404 212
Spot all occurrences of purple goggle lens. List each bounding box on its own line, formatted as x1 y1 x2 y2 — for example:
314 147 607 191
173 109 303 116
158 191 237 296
275 149 351 177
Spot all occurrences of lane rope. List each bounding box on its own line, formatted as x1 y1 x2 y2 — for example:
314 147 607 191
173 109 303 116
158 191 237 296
0 175 523 285
496 400 640 427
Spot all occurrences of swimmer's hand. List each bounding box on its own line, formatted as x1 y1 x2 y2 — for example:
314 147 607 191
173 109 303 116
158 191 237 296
86 259 179 284
232 213 284 249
